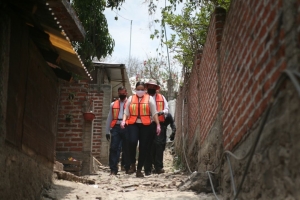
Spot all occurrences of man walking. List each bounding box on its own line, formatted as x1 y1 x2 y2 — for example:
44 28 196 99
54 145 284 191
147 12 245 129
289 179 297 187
105 86 129 175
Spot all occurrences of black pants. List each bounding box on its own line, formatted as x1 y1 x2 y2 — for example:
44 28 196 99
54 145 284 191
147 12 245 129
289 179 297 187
144 124 167 172
126 123 156 170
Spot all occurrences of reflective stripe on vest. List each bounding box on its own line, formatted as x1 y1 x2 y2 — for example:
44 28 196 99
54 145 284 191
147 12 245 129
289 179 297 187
110 100 126 128
156 93 165 122
127 94 151 125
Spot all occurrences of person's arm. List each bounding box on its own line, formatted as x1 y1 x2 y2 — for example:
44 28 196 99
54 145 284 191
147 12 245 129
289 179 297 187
149 96 161 135
121 96 132 128
169 114 176 132
162 95 169 115
166 113 176 141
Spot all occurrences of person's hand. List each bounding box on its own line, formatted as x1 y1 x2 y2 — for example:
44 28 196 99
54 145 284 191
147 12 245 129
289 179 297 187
157 111 164 116
120 121 126 129
156 125 161 135
169 132 175 141
106 134 110 141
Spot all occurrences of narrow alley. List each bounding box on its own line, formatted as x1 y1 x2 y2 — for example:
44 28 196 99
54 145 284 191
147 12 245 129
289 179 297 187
43 147 215 200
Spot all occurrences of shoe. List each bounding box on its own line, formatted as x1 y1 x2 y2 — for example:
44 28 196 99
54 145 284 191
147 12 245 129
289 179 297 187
136 169 144 177
121 166 126 171
145 171 152 177
156 169 165 174
125 169 133 174
127 163 136 174
109 171 117 176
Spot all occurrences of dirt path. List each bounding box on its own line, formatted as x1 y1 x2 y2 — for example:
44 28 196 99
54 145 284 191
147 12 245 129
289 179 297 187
43 147 215 200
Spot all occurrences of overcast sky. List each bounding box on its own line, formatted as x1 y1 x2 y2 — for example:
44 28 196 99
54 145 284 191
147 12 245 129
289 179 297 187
104 0 173 63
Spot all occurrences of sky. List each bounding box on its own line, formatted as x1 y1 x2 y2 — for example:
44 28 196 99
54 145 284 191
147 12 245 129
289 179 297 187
103 0 173 63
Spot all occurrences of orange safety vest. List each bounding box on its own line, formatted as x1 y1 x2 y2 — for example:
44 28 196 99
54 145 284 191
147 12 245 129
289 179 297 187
155 94 165 122
127 94 151 125
110 99 126 128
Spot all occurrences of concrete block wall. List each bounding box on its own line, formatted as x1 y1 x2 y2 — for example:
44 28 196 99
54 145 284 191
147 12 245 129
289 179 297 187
99 84 112 165
92 89 104 160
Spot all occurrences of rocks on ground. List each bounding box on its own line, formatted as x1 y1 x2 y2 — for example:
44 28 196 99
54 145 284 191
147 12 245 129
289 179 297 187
42 146 216 200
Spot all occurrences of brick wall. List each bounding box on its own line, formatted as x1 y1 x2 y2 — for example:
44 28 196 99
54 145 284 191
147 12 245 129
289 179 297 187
56 80 104 159
198 8 220 143
175 0 300 198
220 0 286 150
175 0 288 153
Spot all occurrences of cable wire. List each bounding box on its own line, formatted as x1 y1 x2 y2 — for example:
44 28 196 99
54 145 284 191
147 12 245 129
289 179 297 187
207 171 221 200
112 10 132 21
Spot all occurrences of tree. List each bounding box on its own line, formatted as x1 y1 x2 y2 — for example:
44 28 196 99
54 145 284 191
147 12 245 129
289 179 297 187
72 0 115 72
125 57 145 78
150 0 231 72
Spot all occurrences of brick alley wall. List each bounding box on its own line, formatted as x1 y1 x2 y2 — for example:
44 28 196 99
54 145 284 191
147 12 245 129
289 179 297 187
220 0 286 150
175 0 300 199
56 80 104 174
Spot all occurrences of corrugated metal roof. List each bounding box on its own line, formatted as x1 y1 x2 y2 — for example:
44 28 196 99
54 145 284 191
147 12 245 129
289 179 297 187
93 61 133 97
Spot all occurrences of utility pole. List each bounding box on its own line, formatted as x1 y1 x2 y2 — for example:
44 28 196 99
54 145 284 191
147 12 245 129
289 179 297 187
164 0 174 101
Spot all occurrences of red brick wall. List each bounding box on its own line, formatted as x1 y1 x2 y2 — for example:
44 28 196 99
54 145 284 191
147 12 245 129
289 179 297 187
198 9 220 143
175 0 288 154
175 73 190 146
187 55 200 142
56 80 103 158
220 0 286 150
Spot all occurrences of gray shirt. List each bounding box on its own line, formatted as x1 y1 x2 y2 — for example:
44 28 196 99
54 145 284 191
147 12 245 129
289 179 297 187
106 99 126 134
124 95 158 123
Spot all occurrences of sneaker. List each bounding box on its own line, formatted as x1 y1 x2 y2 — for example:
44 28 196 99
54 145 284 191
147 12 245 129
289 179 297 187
156 169 165 174
136 169 144 178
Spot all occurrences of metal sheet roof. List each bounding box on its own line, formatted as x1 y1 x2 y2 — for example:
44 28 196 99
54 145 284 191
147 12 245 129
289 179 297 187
93 61 133 98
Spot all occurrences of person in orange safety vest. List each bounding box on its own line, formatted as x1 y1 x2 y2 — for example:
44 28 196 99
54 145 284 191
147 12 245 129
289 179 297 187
120 81 161 178
144 79 169 176
105 86 130 175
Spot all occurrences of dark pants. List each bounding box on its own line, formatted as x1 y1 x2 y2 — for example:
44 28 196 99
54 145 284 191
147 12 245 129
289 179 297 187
144 124 167 172
109 125 130 173
126 123 156 170
117 140 125 167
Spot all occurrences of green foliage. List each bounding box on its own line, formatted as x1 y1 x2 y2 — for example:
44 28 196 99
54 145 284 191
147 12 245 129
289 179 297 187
106 0 125 9
72 0 115 71
142 56 180 92
150 0 231 72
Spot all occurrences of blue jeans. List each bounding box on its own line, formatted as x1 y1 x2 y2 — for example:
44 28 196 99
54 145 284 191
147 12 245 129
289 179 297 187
109 125 128 173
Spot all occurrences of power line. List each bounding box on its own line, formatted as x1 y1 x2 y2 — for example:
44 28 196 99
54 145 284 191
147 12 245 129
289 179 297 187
112 10 132 21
